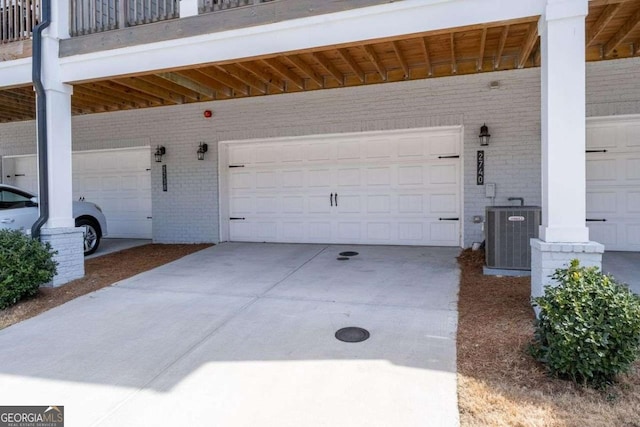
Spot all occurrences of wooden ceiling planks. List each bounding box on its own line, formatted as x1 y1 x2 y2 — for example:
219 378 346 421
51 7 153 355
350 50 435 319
1 1 639 123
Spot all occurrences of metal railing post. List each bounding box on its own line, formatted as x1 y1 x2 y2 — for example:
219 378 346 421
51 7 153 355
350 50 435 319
117 0 126 28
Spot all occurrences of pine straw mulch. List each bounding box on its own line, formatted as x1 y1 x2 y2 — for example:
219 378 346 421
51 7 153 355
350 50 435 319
457 248 640 427
0 243 212 331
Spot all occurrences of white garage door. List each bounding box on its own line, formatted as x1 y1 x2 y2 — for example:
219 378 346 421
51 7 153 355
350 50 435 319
586 117 640 251
225 128 462 246
2 148 152 239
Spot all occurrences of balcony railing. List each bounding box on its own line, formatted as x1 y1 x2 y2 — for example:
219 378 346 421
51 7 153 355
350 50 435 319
70 0 179 36
199 0 273 14
0 0 40 43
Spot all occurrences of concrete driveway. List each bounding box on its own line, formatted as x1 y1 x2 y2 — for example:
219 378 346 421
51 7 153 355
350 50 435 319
602 251 640 295
0 243 460 427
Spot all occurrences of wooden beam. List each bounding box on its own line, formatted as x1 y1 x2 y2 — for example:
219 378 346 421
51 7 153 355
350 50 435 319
420 37 433 76
392 41 410 79
311 52 344 85
603 6 640 57
363 45 386 81
72 92 114 112
284 55 324 87
588 0 627 7
450 33 457 74
495 25 510 69
75 85 139 108
337 48 365 83
70 97 102 113
235 61 285 93
260 58 305 90
92 81 163 106
518 22 539 69
534 42 541 66
72 89 120 108
587 3 622 46
478 27 487 71
113 77 183 104
0 90 35 104
219 64 268 95
198 66 250 96
156 72 217 100
137 75 204 101
0 97 35 115
174 69 232 98
82 82 153 107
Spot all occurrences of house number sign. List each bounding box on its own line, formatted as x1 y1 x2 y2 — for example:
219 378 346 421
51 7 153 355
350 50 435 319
477 150 485 185
162 165 167 192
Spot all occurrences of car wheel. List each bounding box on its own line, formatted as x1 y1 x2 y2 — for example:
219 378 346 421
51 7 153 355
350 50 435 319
76 218 101 256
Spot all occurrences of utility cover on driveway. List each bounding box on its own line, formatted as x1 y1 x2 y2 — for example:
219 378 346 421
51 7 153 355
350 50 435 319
335 327 370 342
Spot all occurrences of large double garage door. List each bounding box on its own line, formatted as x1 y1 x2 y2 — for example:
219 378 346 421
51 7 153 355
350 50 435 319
222 128 462 247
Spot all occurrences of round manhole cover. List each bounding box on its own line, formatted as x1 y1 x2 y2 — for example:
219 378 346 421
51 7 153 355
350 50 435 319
339 251 359 257
337 257 350 261
335 327 370 343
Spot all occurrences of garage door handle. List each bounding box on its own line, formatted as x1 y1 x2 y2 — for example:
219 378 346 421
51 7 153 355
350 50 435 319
439 217 459 221
335 193 338 207
230 217 246 220
586 218 607 222
0 218 15 224
14 174 25 177
586 150 607 153
330 193 333 207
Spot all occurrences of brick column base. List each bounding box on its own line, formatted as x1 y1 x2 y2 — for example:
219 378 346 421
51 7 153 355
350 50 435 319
40 227 85 287
530 239 604 308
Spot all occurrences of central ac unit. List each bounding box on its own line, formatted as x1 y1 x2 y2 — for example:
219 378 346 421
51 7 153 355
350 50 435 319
485 206 541 270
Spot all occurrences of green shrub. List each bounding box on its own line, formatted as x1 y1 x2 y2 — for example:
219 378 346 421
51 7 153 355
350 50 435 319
530 259 640 388
0 230 57 310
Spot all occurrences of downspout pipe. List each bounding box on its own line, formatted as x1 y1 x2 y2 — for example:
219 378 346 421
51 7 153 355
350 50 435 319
31 0 52 239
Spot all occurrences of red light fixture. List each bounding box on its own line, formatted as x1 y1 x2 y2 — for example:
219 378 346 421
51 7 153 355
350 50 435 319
204 110 213 118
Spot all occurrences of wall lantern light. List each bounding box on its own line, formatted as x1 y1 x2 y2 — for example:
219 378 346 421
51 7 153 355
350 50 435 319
197 142 208 161
479 123 491 146
154 145 166 163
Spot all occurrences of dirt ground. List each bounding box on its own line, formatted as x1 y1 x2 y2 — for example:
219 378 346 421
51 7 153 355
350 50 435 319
0 243 212 330
456 249 640 427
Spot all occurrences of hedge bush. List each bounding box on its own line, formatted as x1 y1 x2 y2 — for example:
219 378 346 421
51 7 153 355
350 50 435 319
0 230 57 310
530 259 640 388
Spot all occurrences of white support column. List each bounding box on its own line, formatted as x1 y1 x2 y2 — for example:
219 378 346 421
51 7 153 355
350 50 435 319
42 83 74 229
35 6 84 286
531 0 603 302
50 0 71 40
539 0 589 243
180 0 199 18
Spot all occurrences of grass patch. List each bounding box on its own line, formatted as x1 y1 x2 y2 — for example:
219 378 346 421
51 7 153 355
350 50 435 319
457 249 640 427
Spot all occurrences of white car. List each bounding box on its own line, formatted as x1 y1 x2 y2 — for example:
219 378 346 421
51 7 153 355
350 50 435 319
0 184 108 256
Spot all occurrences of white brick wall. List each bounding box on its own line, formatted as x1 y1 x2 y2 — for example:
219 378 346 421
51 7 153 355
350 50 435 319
40 227 85 286
1 57 639 245
530 239 605 301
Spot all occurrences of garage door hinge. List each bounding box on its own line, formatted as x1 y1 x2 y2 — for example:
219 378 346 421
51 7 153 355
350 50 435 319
438 155 460 159
439 217 459 221
146 168 151 171
14 174 25 177
230 217 246 220
586 150 607 153
586 218 607 222
229 165 245 168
